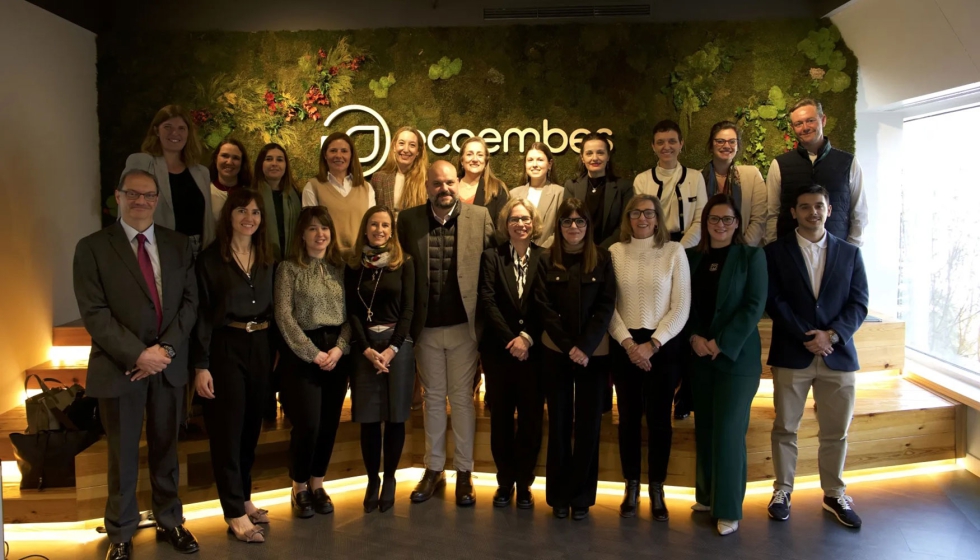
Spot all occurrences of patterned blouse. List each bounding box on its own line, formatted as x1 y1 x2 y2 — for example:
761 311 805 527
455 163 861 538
275 258 351 363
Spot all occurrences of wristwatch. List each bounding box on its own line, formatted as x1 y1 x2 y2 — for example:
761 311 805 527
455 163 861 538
388 345 399 355
826 330 840 345
160 343 176 359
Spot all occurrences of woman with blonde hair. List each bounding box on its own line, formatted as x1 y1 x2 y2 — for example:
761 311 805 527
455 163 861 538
456 136 509 229
371 126 429 213
344 205 415 513
608 194 691 521
122 104 213 251
478 197 546 510
303 132 376 258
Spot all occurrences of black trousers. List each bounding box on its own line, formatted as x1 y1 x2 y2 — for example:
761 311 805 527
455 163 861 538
202 327 271 518
98 374 183 543
279 326 350 483
544 347 609 508
611 329 681 484
482 348 544 488
360 422 406 478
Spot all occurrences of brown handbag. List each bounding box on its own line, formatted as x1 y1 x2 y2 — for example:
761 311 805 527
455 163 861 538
24 374 82 433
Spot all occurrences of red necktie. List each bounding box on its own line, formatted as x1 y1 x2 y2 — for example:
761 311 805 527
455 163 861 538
136 233 163 332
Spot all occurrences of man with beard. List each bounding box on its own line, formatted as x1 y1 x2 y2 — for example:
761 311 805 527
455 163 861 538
396 160 495 506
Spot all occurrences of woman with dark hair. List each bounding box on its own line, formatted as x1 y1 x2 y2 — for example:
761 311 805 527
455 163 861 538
303 132 376 257
563 132 633 249
685 194 767 535
478 197 546 510
252 143 302 261
534 198 616 521
275 207 351 519
702 121 767 246
509 142 569 248
371 126 429 214
457 136 509 229
209 139 252 221
192 188 275 543
123 104 214 251
608 194 691 521
344 205 415 513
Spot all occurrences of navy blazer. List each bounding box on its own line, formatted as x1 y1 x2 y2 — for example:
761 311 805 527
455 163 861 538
764 231 869 371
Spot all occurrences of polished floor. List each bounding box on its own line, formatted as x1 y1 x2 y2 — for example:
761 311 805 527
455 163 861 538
8 469 980 560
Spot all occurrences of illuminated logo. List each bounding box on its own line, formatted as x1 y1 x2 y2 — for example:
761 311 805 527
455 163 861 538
323 104 613 177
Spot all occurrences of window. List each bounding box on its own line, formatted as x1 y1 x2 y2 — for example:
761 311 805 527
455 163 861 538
898 104 980 377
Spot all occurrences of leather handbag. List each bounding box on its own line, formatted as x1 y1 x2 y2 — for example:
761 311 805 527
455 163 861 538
24 375 83 433
10 429 101 489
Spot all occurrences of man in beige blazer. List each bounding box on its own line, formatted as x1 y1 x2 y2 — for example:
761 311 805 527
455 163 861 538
396 160 495 507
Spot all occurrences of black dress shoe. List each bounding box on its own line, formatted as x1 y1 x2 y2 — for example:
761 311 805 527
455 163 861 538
649 482 669 521
312 487 334 514
516 486 534 509
673 410 690 420
379 476 396 512
364 476 381 513
410 469 446 503
620 479 640 518
291 489 315 518
572 506 589 521
155 524 200 554
455 471 476 507
552 506 569 519
106 541 132 560
492 484 514 507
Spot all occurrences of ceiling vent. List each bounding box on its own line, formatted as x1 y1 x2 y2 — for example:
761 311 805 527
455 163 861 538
484 4 651 20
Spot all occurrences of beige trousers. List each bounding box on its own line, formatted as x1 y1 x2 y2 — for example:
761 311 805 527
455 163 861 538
416 323 479 472
771 356 856 498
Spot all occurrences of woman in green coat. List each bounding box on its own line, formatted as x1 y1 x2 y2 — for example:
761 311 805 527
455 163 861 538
685 193 767 536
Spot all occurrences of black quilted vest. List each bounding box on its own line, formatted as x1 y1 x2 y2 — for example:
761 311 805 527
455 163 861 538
774 139 853 240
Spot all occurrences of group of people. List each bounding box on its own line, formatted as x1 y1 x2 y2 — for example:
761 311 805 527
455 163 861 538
74 97 869 560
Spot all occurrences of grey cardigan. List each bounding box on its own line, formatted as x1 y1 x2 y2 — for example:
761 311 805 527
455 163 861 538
122 153 215 247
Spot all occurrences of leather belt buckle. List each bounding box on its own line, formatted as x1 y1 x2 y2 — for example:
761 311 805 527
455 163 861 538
246 321 258 333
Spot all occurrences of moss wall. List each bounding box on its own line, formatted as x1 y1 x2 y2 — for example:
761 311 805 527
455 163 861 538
96 20 856 222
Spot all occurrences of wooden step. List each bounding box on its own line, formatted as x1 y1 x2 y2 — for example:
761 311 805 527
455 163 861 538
25 361 87 388
52 319 89 347
760 316 905 377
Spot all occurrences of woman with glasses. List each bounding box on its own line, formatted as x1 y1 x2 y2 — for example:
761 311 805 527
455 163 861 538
685 194 767 535
509 142 569 248
478 198 546 510
534 199 617 521
563 132 633 249
701 121 767 246
608 194 691 521
123 104 214 252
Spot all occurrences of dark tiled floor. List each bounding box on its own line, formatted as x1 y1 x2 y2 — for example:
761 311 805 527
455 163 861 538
8 470 980 560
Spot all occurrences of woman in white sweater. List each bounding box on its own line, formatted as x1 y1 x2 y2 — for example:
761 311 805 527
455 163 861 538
608 194 691 522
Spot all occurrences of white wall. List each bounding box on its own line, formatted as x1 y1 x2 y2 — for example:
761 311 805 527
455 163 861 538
0 0 100 411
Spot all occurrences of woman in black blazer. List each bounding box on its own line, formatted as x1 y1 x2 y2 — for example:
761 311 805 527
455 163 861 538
477 197 546 510
457 136 509 227
533 198 617 521
563 132 634 249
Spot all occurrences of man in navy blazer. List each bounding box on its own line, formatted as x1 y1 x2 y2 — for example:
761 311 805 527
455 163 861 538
763 184 868 529
73 169 200 560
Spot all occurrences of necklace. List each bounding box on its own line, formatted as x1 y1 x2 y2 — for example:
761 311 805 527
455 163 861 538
357 266 384 323
232 244 252 280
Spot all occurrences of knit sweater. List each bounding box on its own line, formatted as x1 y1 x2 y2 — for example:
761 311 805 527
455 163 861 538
608 237 691 345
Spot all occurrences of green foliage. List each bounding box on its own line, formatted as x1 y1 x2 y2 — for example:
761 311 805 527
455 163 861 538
819 68 852 93
797 25 841 66
662 42 733 135
369 72 396 98
735 85 794 169
429 56 462 80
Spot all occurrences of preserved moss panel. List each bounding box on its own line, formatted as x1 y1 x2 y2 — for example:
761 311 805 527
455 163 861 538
96 19 856 222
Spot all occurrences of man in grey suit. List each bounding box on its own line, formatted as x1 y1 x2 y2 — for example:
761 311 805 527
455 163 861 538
397 160 494 506
73 169 200 560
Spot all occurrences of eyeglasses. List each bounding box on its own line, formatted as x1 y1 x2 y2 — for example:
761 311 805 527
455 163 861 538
119 189 159 202
712 138 738 147
560 218 587 229
707 215 737 225
628 209 657 220
507 216 532 225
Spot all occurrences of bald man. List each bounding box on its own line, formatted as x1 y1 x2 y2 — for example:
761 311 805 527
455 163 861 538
396 160 495 506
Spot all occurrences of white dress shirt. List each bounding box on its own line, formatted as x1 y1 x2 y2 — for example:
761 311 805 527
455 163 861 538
119 219 163 299
765 155 867 246
302 173 377 207
526 184 544 209
795 228 828 297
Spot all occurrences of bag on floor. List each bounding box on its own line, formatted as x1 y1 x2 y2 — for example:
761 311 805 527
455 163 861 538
24 375 83 433
10 428 101 490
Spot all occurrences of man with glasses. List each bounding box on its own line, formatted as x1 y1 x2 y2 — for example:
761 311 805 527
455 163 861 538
74 169 200 560
765 99 868 246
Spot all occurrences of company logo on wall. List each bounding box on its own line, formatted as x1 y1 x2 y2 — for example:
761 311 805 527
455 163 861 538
323 104 614 176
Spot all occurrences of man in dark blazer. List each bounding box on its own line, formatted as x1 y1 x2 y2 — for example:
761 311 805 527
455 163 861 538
73 169 200 560
396 160 494 507
764 184 869 530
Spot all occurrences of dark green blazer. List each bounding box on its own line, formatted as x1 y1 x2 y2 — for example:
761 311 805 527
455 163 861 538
684 244 767 377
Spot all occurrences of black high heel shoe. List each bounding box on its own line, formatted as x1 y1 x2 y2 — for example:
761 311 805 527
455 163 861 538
379 476 396 512
364 476 381 513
